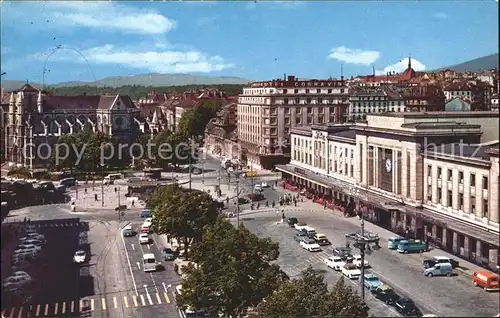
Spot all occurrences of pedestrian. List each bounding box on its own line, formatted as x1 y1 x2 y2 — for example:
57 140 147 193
294 200 297 207
27 218 30 224
226 197 229 205
94 194 98 202
114 187 117 193
131 200 135 207
281 211 285 220
23 217 27 224
84 188 87 194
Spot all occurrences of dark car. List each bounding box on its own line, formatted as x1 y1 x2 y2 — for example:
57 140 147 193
294 232 307 242
371 285 400 305
333 246 352 258
161 248 178 261
287 217 298 227
238 197 250 204
423 258 459 269
395 298 422 316
316 239 331 246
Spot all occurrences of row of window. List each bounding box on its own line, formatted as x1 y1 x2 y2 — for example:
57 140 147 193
281 98 347 105
426 186 489 218
292 151 355 178
428 166 489 190
281 88 346 94
350 101 403 107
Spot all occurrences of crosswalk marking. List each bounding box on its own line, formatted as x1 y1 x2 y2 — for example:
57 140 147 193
71 301 75 313
124 296 129 308
164 292 170 304
156 293 162 304
16 307 23 318
101 298 107 311
35 304 40 317
9 307 14 318
79 300 84 312
140 294 146 306
132 295 139 307
146 293 153 305
113 297 118 309
54 303 58 315
91 299 95 311
62 302 66 314
44 304 49 316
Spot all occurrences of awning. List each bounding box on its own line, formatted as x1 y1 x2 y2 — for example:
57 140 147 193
276 165 330 189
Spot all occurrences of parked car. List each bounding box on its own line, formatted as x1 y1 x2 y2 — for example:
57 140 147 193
395 298 422 316
73 250 87 264
332 246 352 260
314 234 331 246
300 226 317 238
424 262 453 277
324 256 345 271
19 233 45 241
140 209 152 217
260 181 269 188
352 255 370 268
254 184 262 191
287 217 298 227
342 263 361 279
238 197 250 204
423 256 459 269
472 271 500 291
294 231 308 242
2 272 33 291
294 221 308 231
371 285 400 305
161 248 178 261
300 238 322 252
143 218 153 227
122 225 136 237
363 274 382 291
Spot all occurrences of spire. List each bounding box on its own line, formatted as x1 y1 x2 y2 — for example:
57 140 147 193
408 54 412 69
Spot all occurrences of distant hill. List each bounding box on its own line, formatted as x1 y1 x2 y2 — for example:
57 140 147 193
435 53 499 72
0 73 252 91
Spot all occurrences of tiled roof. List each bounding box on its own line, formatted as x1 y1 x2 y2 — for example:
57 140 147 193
41 95 135 111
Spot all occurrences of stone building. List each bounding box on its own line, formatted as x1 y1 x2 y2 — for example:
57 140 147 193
204 103 239 160
3 84 140 170
278 111 499 270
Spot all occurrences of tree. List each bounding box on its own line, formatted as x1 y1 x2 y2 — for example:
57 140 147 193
149 130 197 169
252 267 369 318
176 218 287 318
149 185 219 257
178 99 223 138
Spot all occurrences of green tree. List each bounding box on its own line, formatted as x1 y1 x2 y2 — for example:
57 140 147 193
252 267 369 318
149 130 197 169
149 185 219 257
50 134 79 171
178 99 223 138
176 218 287 318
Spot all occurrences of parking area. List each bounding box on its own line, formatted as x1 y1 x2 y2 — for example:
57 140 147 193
236 210 500 317
1 218 84 317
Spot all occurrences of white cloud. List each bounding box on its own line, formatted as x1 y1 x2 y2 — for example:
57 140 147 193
43 1 176 35
375 57 426 75
43 45 234 74
432 12 449 20
328 46 381 65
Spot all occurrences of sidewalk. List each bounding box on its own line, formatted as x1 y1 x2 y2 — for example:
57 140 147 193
268 186 495 279
67 184 146 211
177 177 241 202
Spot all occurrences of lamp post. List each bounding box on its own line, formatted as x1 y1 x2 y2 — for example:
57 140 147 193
100 163 105 207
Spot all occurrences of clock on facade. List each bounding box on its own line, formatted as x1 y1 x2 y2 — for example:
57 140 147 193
385 158 392 173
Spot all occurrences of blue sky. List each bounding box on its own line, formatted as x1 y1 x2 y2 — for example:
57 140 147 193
1 1 498 84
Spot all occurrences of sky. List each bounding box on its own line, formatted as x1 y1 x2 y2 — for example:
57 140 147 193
0 1 498 84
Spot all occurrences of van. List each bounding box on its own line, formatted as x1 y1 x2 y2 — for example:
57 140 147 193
301 226 317 238
60 177 76 187
103 173 122 185
423 262 453 277
142 253 159 272
472 271 500 291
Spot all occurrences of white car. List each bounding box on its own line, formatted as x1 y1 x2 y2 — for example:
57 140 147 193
73 250 87 263
294 222 308 231
261 181 269 188
139 233 150 244
324 256 346 271
143 218 153 227
2 272 32 290
300 239 322 252
352 255 370 268
254 184 262 191
342 263 362 279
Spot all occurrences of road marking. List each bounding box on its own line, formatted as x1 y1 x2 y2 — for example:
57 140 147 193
44 304 49 316
101 298 107 310
147 244 151 249
54 303 58 315
132 295 139 307
144 285 153 305
124 296 129 308
120 223 139 295
140 295 146 306
16 307 23 318
162 282 169 293
79 300 84 312
131 244 135 250
156 293 162 304
70 301 75 313
137 262 140 270
35 304 40 317
63 302 67 314
164 292 170 303
9 307 14 318
113 297 118 309
91 299 95 311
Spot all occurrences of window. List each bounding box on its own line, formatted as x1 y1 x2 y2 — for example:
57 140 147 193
459 193 464 210
307 107 313 114
296 108 301 114
427 186 432 201
459 171 464 183
296 117 301 124
306 89 310 94
483 176 488 190
318 98 323 104
284 98 289 105
316 89 321 93
471 203 476 213
328 89 332 93
295 98 300 104
329 107 335 114
307 117 312 124
437 167 442 179
438 190 442 204
427 165 432 177
284 108 290 114
448 169 452 181
340 89 345 93
283 89 288 94
318 107 324 114
318 116 324 123
447 191 452 207
470 173 476 187
483 199 488 218
306 98 312 104
294 89 298 94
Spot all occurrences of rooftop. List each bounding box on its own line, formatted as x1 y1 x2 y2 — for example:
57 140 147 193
424 142 499 161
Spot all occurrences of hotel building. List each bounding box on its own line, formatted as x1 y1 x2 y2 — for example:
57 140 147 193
277 111 499 270
237 75 349 169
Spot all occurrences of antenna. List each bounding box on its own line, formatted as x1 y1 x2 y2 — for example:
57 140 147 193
341 64 344 80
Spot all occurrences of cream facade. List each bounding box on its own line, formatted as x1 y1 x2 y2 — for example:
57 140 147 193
279 111 500 270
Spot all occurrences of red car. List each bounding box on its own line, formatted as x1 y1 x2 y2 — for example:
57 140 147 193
141 225 151 233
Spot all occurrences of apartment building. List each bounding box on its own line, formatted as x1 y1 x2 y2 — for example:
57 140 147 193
348 87 405 121
277 111 499 270
237 74 349 169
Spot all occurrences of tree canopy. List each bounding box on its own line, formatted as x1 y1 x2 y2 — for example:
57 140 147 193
176 218 287 318
178 99 223 138
252 267 369 318
149 185 219 257
148 130 197 169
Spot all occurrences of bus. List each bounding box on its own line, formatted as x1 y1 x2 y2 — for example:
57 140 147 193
142 253 159 272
